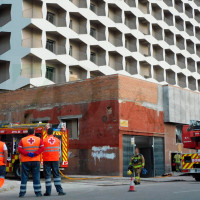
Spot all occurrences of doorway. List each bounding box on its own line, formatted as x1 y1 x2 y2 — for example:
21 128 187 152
123 135 165 177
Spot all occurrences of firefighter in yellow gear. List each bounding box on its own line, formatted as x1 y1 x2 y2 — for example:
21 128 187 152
128 148 145 185
174 153 182 172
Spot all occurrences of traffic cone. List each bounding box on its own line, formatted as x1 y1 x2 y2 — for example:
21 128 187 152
0 178 5 188
128 177 135 192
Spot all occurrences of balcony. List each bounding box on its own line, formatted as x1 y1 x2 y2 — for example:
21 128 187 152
23 0 42 18
153 45 163 61
138 0 149 14
125 11 136 29
175 16 184 31
176 34 185 50
108 51 123 71
164 10 174 26
0 60 10 84
46 32 66 55
124 0 136 7
166 69 176 85
125 56 137 75
152 3 162 20
138 17 150 35
69 39 87 61
187 58 195 72
69 12 87 34
185 22 194 36
164 29 174 45
153 65 164 82
108 27 123 47
0 32 11 55
177 73 186 88
176 54 186 69
21 54 42 78
0 4 11 27
69 65 87 81
90 20 106 41
22 24 42 48
186 40 195 54
45 59 66 84
139 61 151 79
125 34 137 52
165 49 175 65
152 24 163 40
108 3 122 23
90 45 106 66
46 3 66 27
70 0 87 8
139 39 150 57
185 4 193 19
90 0 106 16
174 0 183 13
90 70 104 78
188 76 196 91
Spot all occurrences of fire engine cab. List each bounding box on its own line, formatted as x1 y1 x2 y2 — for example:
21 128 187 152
182 120 200 181
0 123 69 178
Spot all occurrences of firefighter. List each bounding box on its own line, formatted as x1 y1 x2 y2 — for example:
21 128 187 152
128 147 145 185
18 128 44 198
43 128 66 196
174 152 182 172
0 139 8 186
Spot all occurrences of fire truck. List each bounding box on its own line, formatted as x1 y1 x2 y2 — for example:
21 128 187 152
0 123 69 178
182 120 200 181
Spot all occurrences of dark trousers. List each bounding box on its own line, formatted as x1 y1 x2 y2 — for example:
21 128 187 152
0 165 6 178
44 161 63 194
19 161 41 196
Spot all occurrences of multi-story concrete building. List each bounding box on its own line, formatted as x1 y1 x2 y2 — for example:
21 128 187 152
1 0 200 91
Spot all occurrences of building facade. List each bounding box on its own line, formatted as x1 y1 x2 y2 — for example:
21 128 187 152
0 75 197 176
1 0 200 91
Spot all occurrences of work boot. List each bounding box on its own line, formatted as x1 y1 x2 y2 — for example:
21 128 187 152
58 192 66 196
36 193 42 197
19 193 25 198
44 193 51 196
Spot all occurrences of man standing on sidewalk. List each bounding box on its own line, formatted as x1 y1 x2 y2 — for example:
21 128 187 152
128 147 145 185
43 127 66 196
18 128 44 197
0 139 8 186
174 152 182 172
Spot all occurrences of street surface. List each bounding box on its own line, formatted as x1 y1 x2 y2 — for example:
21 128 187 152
0 176 199 200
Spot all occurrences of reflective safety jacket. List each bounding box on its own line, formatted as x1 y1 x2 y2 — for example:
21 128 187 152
174 154 182 164
130 153 145 169
20 135 41 162
43 135 60 162
0 141 5 166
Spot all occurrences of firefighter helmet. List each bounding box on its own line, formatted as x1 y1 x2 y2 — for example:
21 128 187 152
127 170 133 176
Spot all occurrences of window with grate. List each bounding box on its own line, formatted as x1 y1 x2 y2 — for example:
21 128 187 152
90 27 96 38
90 3 96 13
46 66 55 81
90 52 96 63
47 12 55 24
46 39 55 53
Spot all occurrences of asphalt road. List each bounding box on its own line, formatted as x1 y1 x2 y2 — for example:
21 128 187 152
0 177 200 200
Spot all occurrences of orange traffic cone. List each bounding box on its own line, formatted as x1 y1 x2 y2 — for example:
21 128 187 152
0 178 5 188
128 177 135 192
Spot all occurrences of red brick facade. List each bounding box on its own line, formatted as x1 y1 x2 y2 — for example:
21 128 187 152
0 75 194 175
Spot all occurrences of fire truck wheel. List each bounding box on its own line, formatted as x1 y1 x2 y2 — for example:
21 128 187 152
13 162 21 179
194 175 200 181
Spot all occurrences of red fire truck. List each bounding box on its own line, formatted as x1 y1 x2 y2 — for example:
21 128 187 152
182 120 200 181
0 123 69 178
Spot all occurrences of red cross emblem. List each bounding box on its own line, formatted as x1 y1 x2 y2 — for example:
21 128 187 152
28 137 35 145
48 137 55 145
